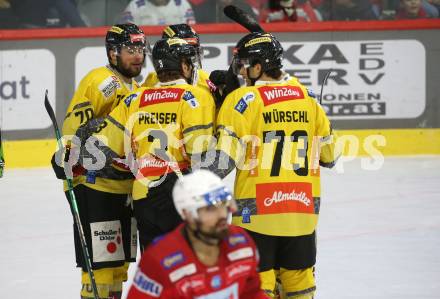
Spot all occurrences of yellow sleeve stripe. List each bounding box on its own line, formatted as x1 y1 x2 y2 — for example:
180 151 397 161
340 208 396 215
65 101 92 119
107 115 130 137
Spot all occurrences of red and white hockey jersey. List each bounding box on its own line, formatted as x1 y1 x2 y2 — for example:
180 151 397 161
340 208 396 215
127 224 268 299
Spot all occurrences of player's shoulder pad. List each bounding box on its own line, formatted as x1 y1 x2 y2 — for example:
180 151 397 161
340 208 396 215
142 71 158 88
184 85 214 108
196 69 217 93
122 90 143 108
85 67 121 100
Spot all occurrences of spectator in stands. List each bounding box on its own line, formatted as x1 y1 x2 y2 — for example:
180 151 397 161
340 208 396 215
171 0 260 23
263 0 323 22
186 0 215 23
215 0 258 23
77 0 131 27
120 0 195 25
319 0 378 20
396 0 437 18
9 0 86 28
0 0 21 29
427 0 440 16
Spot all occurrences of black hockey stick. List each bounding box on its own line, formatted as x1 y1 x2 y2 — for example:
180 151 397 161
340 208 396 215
319 70 332 105
223 5 265 33
0 130 4 178
44 90 99 299
0 95 4 178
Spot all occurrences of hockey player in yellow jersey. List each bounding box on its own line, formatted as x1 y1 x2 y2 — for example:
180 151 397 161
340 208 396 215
90 37 215 251
55 24 146 299
142 24 218 100
207 32 339 298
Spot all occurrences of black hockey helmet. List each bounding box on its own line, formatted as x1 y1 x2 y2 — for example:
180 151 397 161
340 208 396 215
162 24 203 67
232 32 283 76
152 37 198 73
105 23 146 61
162 24 200 47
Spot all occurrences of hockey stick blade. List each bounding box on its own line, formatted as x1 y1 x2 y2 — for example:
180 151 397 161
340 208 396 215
44 90 61 140
223 5 264 33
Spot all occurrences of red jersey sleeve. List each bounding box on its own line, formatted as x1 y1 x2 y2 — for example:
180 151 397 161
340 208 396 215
127 250 176 299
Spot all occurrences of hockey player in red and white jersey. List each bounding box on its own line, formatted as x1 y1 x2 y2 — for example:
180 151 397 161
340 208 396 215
126 169 269 299
120 0 195 26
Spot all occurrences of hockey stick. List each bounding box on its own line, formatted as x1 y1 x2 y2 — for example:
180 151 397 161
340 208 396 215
319 70 332 105
223 5 265 33
0 125 4 178
44 90 99 299
0 94 4 178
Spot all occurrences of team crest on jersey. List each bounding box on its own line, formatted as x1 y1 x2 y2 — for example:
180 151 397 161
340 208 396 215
140 88 184 107
258 86 304 106
99 76 120 99
162 252 186 269
211 275 222 289
123 93 139 107
182 91 199 108
307 88 317 99
228 233 248 247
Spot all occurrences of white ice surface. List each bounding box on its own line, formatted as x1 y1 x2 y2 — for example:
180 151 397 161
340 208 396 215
0 156 439 298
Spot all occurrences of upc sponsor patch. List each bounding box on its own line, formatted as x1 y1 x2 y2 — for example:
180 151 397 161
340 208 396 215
133 270 163 297
258 85 304 106
234 99 248 114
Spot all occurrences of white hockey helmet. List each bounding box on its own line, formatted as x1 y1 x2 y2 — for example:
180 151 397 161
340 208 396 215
172 169 233 220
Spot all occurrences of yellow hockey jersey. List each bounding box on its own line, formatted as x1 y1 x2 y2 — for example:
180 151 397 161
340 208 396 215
216 75 338 237
92 79 216 200
142 69 216 94
62 65 139 194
